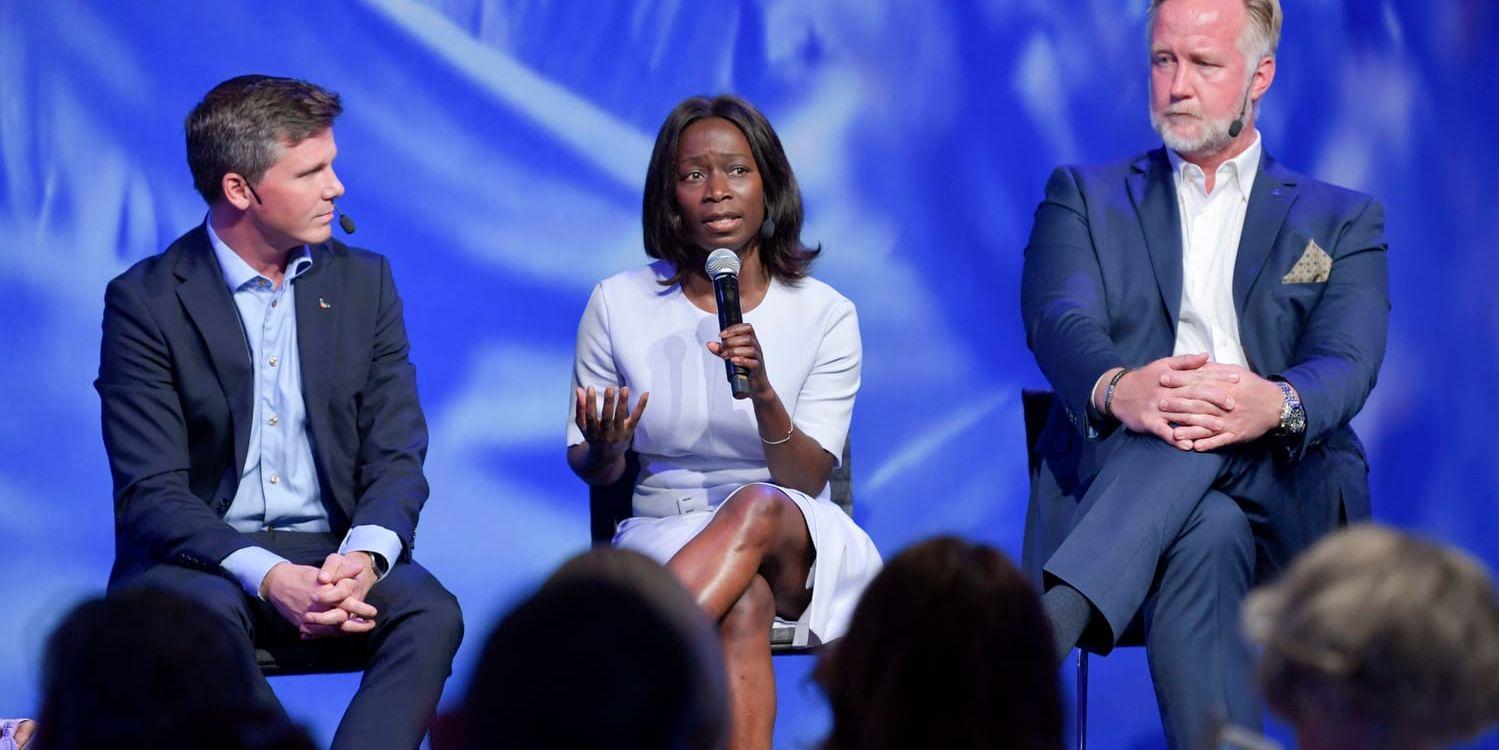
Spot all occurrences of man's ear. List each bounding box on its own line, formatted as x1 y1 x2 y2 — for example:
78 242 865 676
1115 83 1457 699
222 172 255 211
1251 55 1276 102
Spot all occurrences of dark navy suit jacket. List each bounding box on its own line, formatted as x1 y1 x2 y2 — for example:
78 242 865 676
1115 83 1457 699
1020 148 1388 580
97 225 429 586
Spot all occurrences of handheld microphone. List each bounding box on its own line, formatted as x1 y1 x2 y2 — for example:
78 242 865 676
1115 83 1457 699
332 202 357 234
706 248 752 399
1228 83 1253 138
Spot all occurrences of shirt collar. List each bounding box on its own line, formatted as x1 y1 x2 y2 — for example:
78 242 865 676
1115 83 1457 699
205 217 313 291
1167 129 1262 198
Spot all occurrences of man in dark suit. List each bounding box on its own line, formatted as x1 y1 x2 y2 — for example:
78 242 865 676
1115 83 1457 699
96 75 462 749
1019 0 1387 747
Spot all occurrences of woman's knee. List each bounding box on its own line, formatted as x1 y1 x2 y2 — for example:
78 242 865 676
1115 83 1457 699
717 485 792 549
721 574 774 639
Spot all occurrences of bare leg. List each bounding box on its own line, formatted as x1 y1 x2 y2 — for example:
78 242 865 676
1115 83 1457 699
721 574 776 750
667 484 815 620
666 485 817 750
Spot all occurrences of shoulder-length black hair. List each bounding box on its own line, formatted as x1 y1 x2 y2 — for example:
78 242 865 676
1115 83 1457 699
642 95 819 286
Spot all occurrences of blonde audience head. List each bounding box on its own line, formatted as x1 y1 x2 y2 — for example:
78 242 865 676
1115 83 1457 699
1243 524 1499 750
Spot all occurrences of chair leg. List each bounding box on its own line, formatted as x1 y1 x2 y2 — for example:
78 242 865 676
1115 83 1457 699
1076 649 1088 750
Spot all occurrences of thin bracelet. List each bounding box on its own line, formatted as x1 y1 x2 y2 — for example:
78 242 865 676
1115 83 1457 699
760 424 794 445
1103 367 1131 419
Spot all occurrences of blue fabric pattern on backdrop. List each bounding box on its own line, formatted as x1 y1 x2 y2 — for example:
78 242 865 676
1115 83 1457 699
1 1 1495 747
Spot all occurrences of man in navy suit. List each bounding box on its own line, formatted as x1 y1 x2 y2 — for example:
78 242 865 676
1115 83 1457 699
96 75 461 749
1020 0 1387 746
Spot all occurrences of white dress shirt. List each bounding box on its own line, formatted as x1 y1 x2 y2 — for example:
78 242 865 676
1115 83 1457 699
1167 131 1262 367
1090 133 1264 418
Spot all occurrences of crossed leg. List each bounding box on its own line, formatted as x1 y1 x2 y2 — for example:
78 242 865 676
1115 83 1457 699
667 484 815 750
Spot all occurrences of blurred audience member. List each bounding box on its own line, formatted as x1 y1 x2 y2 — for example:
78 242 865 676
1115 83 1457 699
1243 524 1499 750
32 588 313 750
436 548 727 749
1 719 36 750
815 536 1062 750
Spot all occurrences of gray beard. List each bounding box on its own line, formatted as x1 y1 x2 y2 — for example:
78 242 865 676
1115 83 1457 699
1150 106 1236 159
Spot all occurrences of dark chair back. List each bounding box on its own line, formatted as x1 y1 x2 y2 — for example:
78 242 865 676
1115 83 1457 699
1022 389 1056 474
255 639 366 677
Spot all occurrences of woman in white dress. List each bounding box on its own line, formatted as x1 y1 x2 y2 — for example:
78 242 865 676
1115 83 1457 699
566 95 881 750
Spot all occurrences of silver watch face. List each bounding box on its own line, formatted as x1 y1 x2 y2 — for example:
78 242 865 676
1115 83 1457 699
1276 382 1306 435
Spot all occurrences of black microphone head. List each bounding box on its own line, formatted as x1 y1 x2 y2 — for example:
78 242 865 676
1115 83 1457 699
705 248 740 279
338 212 356 234
1228 118 1244 138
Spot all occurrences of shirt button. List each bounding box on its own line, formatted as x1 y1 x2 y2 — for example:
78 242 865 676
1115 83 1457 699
271 300 278 308
268 415 279 426
268 356 279 367
269 474 280 485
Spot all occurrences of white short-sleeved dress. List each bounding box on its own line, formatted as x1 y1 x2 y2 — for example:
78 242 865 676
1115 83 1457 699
567 260 882 646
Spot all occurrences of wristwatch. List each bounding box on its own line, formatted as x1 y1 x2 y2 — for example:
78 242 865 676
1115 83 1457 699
1271 380 1306 437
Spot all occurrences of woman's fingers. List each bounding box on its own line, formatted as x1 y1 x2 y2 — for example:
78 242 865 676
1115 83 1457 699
577 385 648 445
613 387 633 428
626 391 650 427
601 387 618 426
583 387 600 433
574 388 589 433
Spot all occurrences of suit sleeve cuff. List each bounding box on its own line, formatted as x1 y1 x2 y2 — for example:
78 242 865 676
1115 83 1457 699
339 525 403 580
221 546 291 599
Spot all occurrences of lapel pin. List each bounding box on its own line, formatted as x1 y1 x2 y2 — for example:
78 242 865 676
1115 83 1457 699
319 298 332 309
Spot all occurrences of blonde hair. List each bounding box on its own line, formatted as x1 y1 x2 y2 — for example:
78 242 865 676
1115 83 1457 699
1148 0 1283 63
1242 525 1499 747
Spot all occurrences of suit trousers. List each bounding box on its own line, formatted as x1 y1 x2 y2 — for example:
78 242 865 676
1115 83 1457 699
119 531 463 750
1044 430 1284 750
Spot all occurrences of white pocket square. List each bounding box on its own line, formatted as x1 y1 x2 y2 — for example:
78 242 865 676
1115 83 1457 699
1282 238 1332 284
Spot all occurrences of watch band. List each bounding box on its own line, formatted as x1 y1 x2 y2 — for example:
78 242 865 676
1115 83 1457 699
1272 380 1306 436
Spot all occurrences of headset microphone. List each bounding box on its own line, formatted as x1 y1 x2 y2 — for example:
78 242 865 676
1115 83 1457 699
1228 83 1253 139
332 202 357 234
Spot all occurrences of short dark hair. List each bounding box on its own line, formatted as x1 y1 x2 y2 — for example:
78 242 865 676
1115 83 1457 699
35 588 313 750
815 537 1063 750
439 549 727 750
185 75 342 204
642 94 818 286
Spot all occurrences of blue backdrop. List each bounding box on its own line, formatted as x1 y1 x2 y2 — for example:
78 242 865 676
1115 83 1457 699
2 1 1496 748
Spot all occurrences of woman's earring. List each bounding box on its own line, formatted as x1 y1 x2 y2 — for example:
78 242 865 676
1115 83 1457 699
759 217 777 239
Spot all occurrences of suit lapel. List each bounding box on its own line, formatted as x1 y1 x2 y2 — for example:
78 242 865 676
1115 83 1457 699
1126 149 1184 329
174 225 253 477
1233 152 1299 317
295 242 340 442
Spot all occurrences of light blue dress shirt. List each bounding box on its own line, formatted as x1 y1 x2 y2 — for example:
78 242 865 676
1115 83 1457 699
208 221 402 596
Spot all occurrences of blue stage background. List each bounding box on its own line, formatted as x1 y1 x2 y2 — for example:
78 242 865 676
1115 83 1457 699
2 1 1496 747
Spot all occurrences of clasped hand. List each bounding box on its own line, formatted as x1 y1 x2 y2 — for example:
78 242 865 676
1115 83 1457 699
1103 353 1283 452
262 551 380 640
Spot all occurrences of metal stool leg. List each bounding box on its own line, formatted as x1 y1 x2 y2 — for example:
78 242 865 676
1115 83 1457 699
1076 649 1089 750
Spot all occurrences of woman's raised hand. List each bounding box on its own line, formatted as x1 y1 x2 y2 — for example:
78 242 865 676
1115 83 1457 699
575 385 649 458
